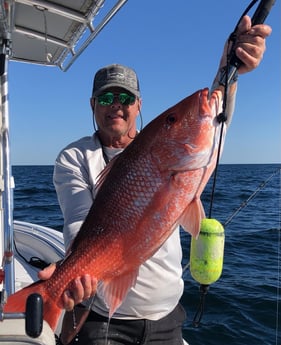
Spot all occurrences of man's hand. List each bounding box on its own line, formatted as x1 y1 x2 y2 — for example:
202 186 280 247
220 15 272 74
38 263 97 311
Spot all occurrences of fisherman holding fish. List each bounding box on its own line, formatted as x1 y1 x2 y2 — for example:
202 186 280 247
38 16 271 345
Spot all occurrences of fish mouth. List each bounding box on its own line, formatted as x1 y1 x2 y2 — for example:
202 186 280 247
209 89 223 119
180 88 223 170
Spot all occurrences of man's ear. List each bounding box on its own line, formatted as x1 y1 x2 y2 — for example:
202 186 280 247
90 97 95 109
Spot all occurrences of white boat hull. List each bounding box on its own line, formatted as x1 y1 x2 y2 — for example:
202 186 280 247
0 221 65 344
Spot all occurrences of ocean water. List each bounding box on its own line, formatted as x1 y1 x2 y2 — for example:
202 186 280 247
12 164 281 345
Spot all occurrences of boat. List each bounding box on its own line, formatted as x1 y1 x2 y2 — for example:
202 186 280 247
0 0 128 344
0 1 190 344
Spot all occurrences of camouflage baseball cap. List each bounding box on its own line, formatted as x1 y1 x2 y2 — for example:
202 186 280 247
92 64 140 97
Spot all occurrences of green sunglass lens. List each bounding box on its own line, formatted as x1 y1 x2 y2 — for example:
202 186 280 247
98 93 114 105
119 93 136 105
97 92 136 106
118 93 129 105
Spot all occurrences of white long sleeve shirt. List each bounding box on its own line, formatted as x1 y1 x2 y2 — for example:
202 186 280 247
53 133 184 320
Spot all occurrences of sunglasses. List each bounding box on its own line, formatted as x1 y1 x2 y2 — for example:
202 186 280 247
96 92 136 106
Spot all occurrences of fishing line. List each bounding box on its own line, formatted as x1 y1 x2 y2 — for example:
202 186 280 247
208 38 233 219
231 0 259 34
275 169 281 345
223 167 281 228
183 168 281 276
208 0 271 219
190 0 276 327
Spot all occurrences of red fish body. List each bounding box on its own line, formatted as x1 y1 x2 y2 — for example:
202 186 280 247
4 88 224 330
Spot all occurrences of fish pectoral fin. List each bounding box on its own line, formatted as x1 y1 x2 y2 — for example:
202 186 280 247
101 269 138 318
179 197 205 238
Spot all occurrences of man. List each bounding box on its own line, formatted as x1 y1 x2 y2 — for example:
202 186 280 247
40 16 271 345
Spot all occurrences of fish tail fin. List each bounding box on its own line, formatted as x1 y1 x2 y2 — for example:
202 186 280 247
43 296 62 331
4 281 45 313
4 280 62 331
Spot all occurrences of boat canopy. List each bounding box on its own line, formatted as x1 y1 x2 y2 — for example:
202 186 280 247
0 0 127 71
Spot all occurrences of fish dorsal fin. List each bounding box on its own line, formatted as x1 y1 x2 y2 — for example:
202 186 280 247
101 269 139 318
95 155 119 193
179 197 206 238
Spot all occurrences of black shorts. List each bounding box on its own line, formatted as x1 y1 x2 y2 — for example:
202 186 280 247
69 303 186 345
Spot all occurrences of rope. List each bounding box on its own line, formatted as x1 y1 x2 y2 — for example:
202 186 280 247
13 239 50 270
35 5 52 63
192 285 209 327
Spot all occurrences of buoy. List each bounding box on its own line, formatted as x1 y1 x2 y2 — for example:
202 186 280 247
190 218 225 285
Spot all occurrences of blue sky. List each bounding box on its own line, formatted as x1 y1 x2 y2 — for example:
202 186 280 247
8 0 280 165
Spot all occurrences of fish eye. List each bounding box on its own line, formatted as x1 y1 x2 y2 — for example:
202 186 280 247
166 113 177 124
